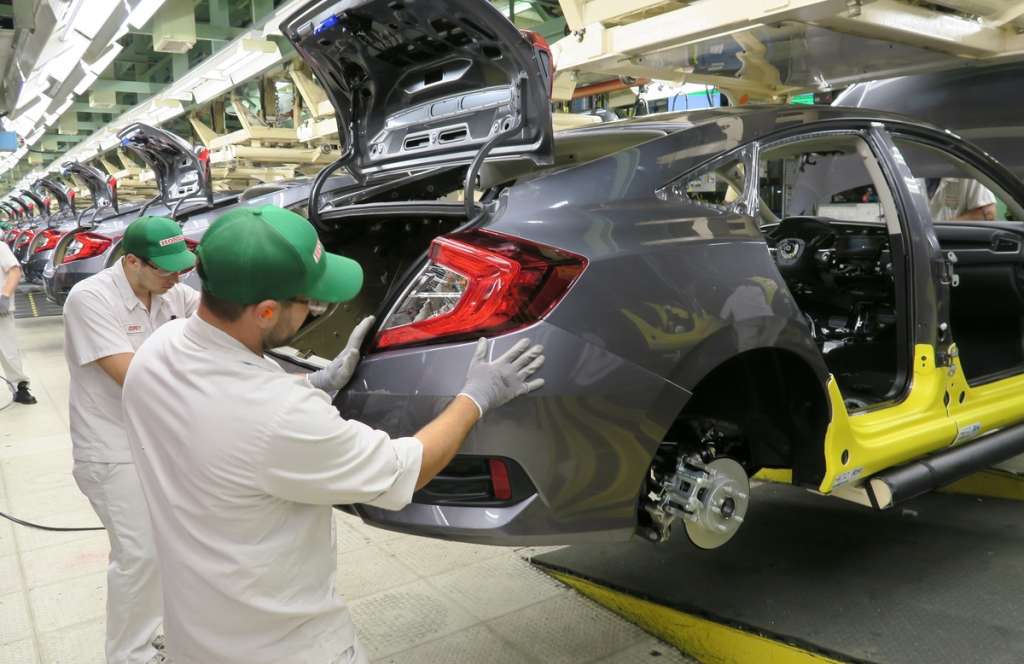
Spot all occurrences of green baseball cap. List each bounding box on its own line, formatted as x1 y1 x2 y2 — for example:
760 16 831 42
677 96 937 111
122 216 196 273
195 205 363 305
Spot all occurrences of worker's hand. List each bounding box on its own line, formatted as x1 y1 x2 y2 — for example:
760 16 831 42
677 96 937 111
458 338 545 418
307 316 376 393
0 295 10 316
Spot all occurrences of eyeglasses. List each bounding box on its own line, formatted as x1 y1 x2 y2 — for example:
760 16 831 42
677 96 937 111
144 260 190 278
290 296 329 317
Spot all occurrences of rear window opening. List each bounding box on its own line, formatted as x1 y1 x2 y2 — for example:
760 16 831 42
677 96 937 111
288 202 469 361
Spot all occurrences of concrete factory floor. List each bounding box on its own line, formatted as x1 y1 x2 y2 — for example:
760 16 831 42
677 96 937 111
0 314 691 664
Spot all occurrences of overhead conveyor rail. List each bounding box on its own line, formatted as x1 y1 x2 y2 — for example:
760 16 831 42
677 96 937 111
551 0 1024 102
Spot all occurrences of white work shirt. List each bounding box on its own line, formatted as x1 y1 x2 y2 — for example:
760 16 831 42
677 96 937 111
122 315 423 664
927 178 997 221
0 242 17 313
64 260 199 462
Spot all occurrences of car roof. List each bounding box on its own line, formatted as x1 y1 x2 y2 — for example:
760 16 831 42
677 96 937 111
562 104 948 139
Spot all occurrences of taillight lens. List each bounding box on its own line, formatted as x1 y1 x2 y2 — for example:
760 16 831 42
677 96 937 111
374 229 586 351
521 30 553 98
63 232 112 264
34 230 61 254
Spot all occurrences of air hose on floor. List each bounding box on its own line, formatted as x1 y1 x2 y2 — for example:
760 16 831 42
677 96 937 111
0 377 105 532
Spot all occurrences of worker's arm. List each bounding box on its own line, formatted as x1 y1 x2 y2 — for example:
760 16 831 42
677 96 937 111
0 244 19 314
94 353 135 386
63 289 134 383
412 395 480 490
258 338 545 507
957 203 997 221
412 337 544 489
2 264 20 296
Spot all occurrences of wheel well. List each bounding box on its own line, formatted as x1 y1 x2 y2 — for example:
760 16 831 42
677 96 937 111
666 348 830 487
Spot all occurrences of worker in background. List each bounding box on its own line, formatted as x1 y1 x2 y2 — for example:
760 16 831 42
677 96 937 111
63 216 200 664
0 235 36 404
122 206 545 664
926 177 997 221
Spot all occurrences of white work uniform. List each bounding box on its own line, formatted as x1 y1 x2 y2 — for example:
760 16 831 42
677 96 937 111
63 259 199 664
928 178 997 221
122 315 423 664
0 241 28 386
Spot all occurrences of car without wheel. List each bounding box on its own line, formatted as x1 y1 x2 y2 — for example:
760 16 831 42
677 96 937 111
269 0 1024 550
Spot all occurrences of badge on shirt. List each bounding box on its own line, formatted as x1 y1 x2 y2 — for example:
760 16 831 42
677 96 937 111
126 324 144 334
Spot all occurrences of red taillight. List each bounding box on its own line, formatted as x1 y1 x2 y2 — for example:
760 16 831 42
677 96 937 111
521 30 553 98
34 229 61 253
374 229 586 351
63 232 112 264
488 459 512 501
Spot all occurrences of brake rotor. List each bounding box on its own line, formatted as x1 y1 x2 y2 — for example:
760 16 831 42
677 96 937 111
684 457 750 550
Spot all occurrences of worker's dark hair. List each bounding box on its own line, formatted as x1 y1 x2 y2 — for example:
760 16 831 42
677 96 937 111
196 259 247 322
200 289 247 322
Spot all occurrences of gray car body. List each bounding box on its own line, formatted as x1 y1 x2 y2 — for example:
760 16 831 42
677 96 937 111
286 105 1024 545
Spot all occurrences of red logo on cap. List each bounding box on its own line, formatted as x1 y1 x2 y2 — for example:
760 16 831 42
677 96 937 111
159 235 185 247
313 241 323 263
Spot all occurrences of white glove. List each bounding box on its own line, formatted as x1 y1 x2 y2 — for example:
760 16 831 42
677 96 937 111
0 295 10 316
308 316 376 393
458 338 545 418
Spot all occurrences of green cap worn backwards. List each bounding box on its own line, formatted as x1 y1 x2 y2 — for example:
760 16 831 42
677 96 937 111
122 216 196 273
195 205 363 305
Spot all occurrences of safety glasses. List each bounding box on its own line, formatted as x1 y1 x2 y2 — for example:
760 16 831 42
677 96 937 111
144 260 191 278
290 296 329 317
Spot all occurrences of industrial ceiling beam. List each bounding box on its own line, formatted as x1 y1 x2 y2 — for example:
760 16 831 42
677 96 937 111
818 0 1024 59
91 79 166 94
129 22 246 42
69 102 131 114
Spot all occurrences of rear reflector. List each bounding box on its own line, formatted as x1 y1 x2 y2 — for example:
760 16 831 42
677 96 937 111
374 229 586 351
488 458 512 501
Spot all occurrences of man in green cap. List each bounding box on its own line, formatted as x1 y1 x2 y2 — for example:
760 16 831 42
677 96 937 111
122 205 545 664
63 215 200 664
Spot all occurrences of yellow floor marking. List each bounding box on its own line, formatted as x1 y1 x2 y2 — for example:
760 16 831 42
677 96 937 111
27 292 38 317
546 570 843 664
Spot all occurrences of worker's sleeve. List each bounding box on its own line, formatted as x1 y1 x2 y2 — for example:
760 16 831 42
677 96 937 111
63 289 133 367
256 385 424 510
0 243 17 273
965 180 997 209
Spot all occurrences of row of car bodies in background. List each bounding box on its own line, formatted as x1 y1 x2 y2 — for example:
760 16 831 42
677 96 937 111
32 122 354 305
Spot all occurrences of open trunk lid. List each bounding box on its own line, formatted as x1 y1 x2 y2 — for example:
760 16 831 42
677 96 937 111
61 161 119 215
18 189 48 220
11 195 38 221
281 0 553 176
117 123 213 208
34 177 76 219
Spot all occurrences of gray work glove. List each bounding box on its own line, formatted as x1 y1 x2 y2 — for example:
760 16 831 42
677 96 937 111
0 295 10 316
308 316 376 393
458 338 545 418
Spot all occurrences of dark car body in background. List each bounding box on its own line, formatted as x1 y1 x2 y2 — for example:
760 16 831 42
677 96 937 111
268 0 1024 550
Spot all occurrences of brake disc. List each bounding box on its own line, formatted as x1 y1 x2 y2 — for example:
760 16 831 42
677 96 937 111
684 457 750 550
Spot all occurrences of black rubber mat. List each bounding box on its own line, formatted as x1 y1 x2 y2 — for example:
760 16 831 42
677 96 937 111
534 482 1024 664
14 287 61 319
